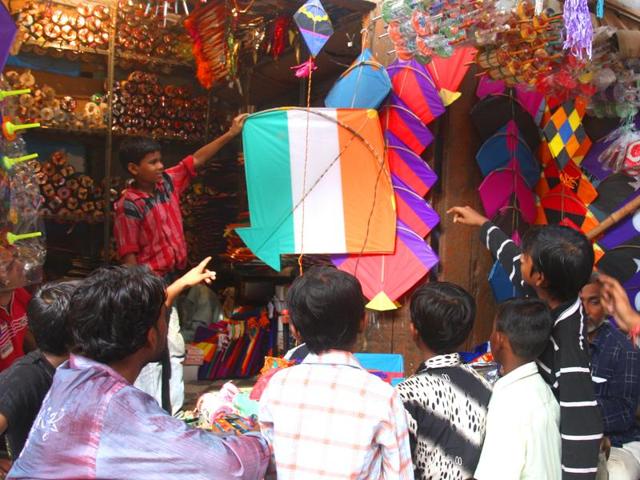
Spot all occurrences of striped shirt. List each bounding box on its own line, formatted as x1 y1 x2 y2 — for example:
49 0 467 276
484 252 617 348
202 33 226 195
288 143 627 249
114 156 196 277
396 353 492 480
481 221 602 480
259 350 414 479
0 288 31 373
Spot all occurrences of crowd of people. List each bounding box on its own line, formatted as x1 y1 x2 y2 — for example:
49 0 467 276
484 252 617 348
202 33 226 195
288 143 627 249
1 118 640 479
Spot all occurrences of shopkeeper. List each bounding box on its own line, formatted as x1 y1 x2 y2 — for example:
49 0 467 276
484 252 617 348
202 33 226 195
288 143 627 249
113 115 247 413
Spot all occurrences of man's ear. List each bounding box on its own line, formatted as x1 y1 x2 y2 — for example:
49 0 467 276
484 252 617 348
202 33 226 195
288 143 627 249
146 325 158 350
535 271 547 288
127 162 138 176
409 322 420 342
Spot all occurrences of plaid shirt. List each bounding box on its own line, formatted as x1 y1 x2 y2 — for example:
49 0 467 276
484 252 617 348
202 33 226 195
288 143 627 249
259 350 414 479
114 156 196 277
589 321 640 447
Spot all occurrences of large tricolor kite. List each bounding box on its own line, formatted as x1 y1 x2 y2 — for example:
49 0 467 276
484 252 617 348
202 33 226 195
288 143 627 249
238 108 396 270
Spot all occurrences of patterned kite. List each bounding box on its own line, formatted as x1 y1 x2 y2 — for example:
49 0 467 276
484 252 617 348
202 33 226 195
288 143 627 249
542 99 591 169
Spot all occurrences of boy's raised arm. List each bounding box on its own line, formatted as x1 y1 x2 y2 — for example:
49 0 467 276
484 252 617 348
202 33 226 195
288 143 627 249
448 206 524 289
192 114 248 169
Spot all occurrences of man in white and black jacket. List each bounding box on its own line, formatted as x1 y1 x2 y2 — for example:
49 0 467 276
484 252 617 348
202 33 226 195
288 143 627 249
449 206 602 480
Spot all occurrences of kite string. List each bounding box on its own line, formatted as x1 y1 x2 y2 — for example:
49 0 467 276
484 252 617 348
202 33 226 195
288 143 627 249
298 60 314 276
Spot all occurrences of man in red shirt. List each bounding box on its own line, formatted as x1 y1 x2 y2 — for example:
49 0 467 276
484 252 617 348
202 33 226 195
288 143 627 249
113 115 247 412
0 258 35 373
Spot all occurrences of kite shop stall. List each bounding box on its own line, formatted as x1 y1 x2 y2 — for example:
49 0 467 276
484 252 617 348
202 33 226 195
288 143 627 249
3 0 640 435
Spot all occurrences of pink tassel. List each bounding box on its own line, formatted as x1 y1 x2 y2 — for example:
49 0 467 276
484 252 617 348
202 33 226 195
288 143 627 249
291 57 317 78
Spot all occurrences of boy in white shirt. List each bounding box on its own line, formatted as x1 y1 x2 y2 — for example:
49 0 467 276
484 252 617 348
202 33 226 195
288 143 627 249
475 298 561 480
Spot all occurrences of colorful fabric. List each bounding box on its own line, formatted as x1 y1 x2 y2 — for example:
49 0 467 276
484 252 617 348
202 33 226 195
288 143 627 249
259 350 413 479
387 58 445 125
7 355 269 480
393 175 439 238
397 353 492 480
536 158 598 206
380 94 434 155
333 220 439 310
0 288 30 373
114 156 195 277
238 108 396 271
543 100 591 169
385 130 437 197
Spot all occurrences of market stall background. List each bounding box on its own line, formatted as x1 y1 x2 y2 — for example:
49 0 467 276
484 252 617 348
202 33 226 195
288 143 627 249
1 0 640 375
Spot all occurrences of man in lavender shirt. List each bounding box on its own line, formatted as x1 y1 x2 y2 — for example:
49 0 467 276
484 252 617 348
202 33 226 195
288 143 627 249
8 261 269 480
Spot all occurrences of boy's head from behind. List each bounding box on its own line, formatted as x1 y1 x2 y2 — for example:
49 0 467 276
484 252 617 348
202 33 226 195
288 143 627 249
119 137 163 183
521 225 594 303
410 282 475 355
286 266 364 354
491 298 552 368
27 281 78 356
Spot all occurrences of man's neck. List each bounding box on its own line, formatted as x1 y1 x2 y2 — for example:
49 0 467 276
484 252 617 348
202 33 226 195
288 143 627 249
500 357 529 376
535 288 562 310
108 357 145 384
132 179 155 195
43 352 69 369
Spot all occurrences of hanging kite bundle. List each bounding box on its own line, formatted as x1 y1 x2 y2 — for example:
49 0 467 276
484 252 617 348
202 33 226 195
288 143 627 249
184 1 228 89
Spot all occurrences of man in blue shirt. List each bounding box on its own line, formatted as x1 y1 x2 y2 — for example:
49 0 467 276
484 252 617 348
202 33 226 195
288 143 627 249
582 274 640 479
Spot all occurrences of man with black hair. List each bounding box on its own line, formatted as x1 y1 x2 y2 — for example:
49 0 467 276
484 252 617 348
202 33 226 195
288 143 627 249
581 275 640 479
113 116 246 413
396 282 492 480
8 263 269 480
475 298 560 479
449 205 602 480
0 281 75 469
258 266 413 479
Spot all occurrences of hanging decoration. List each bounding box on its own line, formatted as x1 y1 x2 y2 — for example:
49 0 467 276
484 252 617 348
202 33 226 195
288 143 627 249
562 0 593 60
184 1 228 89
292 0 333 78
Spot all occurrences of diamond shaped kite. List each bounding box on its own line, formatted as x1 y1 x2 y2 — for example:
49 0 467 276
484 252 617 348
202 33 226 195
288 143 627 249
294 0 333 57
543 99 591 169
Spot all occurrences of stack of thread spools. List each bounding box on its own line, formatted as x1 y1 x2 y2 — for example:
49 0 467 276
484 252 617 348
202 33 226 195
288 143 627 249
2 70 108 131
34 150 124 222
112 71 208 141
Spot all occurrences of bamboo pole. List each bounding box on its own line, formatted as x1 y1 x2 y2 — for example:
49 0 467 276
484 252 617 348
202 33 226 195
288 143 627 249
587 194 640 240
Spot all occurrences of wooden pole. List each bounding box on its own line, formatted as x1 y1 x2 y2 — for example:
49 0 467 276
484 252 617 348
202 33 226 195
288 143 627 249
587 194 640 240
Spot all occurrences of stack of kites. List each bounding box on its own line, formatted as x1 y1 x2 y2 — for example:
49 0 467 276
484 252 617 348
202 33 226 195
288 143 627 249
191 307 273 381
473 77 602 302
472 79 544 302
326 47 475 310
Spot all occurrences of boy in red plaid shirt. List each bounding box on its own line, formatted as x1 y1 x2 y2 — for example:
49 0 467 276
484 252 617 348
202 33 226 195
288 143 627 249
113 115 246 412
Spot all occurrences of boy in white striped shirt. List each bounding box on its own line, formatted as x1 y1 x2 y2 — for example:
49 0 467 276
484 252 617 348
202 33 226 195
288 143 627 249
449 206 602 480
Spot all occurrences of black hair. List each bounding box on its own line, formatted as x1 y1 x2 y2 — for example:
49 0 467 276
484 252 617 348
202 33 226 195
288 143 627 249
118 137 161 172
27 281 78 356
521 225 594 302
410 282 475 354
69 265 166 363
496 298 553 360
287 266 364 354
